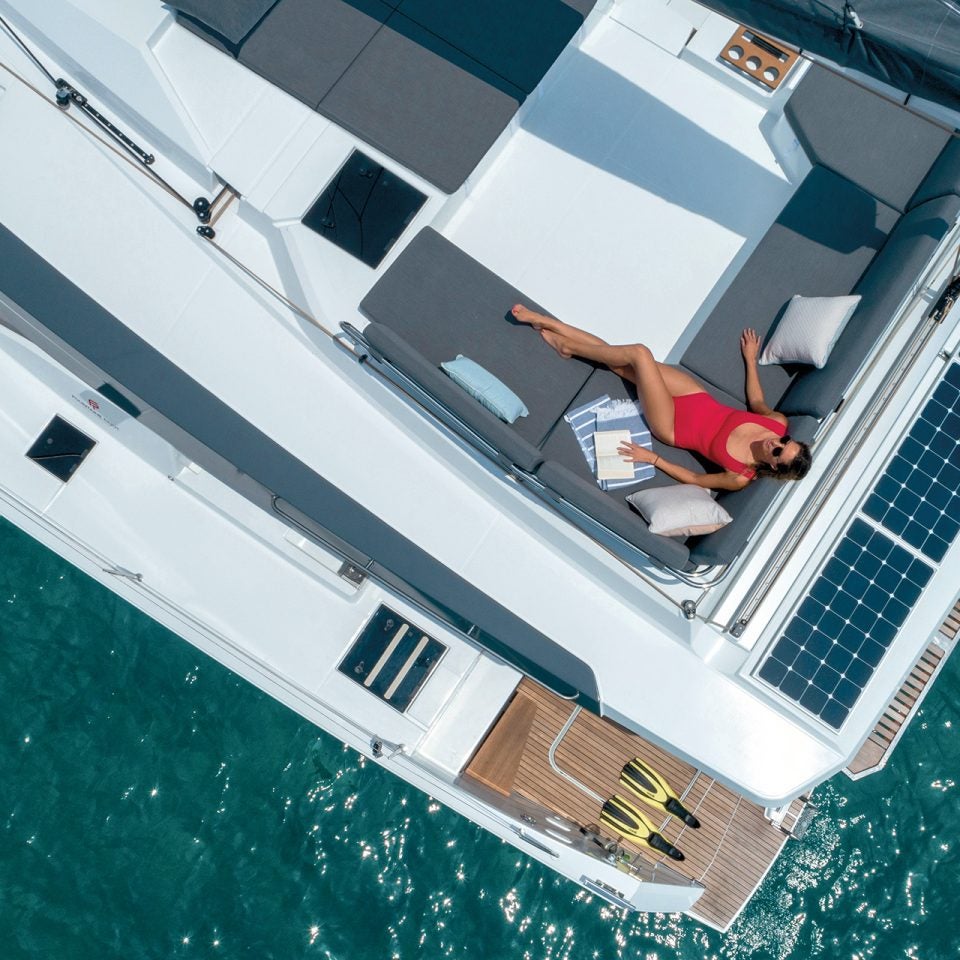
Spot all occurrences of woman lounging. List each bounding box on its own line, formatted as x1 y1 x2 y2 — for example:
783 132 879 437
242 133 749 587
511 305 812 489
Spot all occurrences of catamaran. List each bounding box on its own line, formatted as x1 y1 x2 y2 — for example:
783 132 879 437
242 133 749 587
1 0 958 930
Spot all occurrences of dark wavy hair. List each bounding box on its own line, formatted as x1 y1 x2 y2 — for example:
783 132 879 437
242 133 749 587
753 440 812 482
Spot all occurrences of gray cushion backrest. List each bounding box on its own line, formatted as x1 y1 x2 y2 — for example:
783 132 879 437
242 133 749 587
360 228 594 446
909 137 960 210
239 0 391 108
561 0 597 13
681 166 899 404
688 414 820 566
171 0 277 43
785 64 950 212
175 12 241 55
320 15 523 193
534 461 693 570
361 322 545 472
782 194 960 418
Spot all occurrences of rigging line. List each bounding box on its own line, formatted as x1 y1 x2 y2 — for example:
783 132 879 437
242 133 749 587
0 36 195 210
0 11 56 87
0 56 193 212
203 237 336 338
203 235 732 621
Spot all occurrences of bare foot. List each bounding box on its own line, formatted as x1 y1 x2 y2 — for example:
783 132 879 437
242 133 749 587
511 304 553 330
540 329 572 357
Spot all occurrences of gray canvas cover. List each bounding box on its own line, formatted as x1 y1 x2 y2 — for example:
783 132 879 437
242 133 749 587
698 1 960 112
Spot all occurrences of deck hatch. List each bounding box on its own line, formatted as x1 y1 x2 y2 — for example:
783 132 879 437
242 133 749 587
338 605 445 711
757 362 960 729
25 416 96 482
301 150 426 268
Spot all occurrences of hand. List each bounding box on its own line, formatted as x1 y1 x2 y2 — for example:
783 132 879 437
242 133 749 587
741 328 762 363
618 442 658 465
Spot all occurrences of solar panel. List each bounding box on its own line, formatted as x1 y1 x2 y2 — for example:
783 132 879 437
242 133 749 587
863 362 960 562
757 363 960 729
758 519 933 729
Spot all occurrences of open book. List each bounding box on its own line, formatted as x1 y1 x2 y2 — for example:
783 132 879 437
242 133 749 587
594 428 634 481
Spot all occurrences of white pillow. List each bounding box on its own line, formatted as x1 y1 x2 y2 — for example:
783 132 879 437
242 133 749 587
759 294 861 369
626 485 732 537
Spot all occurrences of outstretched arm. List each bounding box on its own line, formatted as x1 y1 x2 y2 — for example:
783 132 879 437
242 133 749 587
740 328 780 419
618 443 751 491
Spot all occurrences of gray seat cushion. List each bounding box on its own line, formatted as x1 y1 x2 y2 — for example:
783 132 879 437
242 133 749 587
239 0 391 108
539 367 708 493
910 138 960 210
782 194 960 418
785 64 950 212
534 461 693 570
321 15 523 193
681 165 899 405
539 367 816 567
360 228 594 446
171 0 278 44
361 322 545 472
398 0 583 95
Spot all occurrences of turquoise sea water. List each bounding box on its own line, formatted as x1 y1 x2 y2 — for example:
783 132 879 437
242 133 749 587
0 515 957 960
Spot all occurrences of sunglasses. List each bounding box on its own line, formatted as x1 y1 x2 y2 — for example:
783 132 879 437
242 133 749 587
772 435 791 459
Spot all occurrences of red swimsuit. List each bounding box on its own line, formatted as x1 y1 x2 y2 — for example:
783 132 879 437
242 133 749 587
672 392 785 479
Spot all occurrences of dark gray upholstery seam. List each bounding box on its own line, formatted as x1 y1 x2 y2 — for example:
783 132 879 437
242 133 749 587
377 8 530 101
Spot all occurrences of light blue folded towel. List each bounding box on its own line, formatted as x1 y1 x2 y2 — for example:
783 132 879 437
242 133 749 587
564 396 654 490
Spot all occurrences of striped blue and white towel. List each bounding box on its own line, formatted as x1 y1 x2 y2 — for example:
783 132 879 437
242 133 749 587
564 396 655 490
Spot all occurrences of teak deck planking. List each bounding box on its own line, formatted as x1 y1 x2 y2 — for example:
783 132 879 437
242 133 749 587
846 640 947 778
466 678 796 931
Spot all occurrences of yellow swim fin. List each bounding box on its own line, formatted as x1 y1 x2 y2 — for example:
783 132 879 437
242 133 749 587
599 794 685 861
620 758 701 829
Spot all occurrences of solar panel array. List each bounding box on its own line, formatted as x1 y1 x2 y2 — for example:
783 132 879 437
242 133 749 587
862 362 960 561
757 363 960 729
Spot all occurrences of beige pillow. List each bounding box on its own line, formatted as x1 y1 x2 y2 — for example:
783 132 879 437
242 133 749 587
759 294 861 368
627 485 732 537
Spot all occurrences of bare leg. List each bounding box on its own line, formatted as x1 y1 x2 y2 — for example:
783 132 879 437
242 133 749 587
542 332 677 443
511 305 633 379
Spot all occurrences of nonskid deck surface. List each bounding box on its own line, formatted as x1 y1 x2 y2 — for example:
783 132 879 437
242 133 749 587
467 679 797 930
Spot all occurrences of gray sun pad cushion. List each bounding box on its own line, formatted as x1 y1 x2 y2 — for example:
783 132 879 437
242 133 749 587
681 165 899 408
359 227 595 448
321 15 524 193
239 0 391 107
786 64 950 213
398 0 582 94
171 0 278 43
174 0 590 193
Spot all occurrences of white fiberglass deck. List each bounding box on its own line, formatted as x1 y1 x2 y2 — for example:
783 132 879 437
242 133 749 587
4 1 955 806
445 15 801 358
0 6 842 804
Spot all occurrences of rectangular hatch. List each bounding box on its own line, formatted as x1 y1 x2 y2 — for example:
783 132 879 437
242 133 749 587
339 606 445 712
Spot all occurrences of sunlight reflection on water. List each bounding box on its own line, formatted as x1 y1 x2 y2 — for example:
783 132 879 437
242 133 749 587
0 518 956 960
